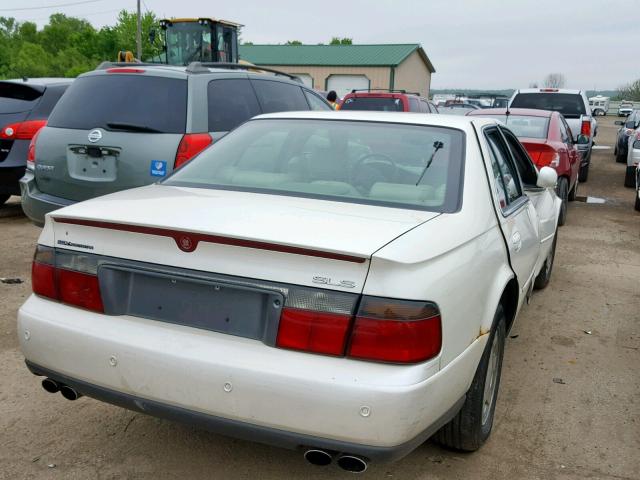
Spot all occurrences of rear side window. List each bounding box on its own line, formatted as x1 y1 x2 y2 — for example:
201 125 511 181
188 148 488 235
303 90 332 111
0 82 43 114
408 97 420 112
208 78 261 132
250 80 308 113
47 75 187 133
511 93 586 119
341 96 404 111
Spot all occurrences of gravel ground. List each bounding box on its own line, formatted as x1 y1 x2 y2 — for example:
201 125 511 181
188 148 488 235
0 116 638 479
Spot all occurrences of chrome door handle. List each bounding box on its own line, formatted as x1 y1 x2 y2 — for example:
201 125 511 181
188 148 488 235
511 231 522 252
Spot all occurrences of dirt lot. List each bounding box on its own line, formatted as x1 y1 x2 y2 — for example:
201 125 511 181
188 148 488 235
0 116 638 479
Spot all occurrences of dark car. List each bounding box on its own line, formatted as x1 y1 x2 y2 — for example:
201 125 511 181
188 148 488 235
0 78 72 206
614 109 640 163
339 90 439 113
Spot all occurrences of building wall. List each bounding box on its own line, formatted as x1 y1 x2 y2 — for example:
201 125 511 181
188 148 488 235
394 50 431 97
255 65 392 91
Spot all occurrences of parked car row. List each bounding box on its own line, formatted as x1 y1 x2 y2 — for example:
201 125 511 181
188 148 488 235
8 62 563 471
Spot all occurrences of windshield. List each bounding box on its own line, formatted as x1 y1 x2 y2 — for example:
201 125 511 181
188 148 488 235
166 119 465 212
166 22 214 65
340 97 404 112
478 115 549 139
511 93 586 118
47 75 187 133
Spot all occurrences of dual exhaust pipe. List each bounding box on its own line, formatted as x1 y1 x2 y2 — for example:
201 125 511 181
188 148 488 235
304 448 368 473
41 378 83 401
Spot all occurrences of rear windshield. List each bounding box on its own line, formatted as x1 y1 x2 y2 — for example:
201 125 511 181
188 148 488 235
47 75 187 133
341 96 404 112
0 82 43 114
510 93 586 119
165 119 465 212
477 115 549 139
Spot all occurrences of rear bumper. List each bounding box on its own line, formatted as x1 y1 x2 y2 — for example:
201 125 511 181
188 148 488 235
19 170 74 226
18 295 486 462
0 166 24 196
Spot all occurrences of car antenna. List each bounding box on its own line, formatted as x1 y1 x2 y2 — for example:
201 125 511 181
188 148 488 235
416 141 444 186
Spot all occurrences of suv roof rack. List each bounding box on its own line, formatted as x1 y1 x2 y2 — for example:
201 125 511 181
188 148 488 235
349 88 422 96
185 62 302 81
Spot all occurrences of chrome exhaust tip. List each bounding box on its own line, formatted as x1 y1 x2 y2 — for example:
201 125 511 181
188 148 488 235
41 378 60 393
336 454 368 473
303 449 333 466
59 385 82 401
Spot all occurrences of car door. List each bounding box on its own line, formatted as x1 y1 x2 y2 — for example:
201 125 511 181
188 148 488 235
559 115 580 187
484 127 541 296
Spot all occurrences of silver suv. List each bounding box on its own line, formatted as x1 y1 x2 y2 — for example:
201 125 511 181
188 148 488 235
509 88 596 182
20 63 332 225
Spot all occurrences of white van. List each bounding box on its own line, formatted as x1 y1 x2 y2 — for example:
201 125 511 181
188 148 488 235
588 95 609 116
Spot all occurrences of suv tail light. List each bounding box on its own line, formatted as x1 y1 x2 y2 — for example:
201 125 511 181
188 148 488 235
26 128 43 170
32 245 104 313
580 119 591 137
174 133 212 169
276 293 441 364
1 119 47 140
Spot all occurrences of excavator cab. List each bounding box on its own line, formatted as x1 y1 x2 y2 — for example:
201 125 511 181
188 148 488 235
159 18 240 65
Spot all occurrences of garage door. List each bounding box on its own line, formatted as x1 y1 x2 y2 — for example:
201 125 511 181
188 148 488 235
326 75 370 98
292 74 313 88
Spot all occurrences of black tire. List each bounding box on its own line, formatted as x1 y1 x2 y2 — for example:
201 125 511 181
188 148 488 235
556 177 568 226
0 194 9 206
624 166 635 188
435 306 506 452
578 162 589 183
568 179 578 201
534 229 557 290
635 191 640 212
616 151 627 163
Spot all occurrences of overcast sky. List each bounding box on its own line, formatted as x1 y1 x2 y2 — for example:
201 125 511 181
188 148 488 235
10 0 639 90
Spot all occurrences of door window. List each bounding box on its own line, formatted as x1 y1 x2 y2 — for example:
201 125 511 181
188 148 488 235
207 79 261 132
250 80 308 113
408 97 420 112
500 128 538 187
558 116 570 144
485 128 523 208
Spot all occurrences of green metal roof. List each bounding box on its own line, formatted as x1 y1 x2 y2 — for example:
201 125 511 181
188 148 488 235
239 44 435 72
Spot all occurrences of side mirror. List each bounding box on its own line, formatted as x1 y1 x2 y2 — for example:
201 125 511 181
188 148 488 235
537 166 557 189
615 120 624 126
577 133 589 145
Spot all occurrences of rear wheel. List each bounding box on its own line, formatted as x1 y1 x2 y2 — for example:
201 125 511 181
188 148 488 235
435 306 506 451
616 150 627 163
624 166 635 188
534 229 557 290
568 178 578 201
635 191 640 212
578 162 590 182
556 177 568 226
0 194 9 206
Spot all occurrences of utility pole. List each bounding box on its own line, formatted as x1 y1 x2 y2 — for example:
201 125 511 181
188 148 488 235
136 0 142 60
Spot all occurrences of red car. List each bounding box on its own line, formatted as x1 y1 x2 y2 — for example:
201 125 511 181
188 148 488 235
467 108 579 225
340 90 439 113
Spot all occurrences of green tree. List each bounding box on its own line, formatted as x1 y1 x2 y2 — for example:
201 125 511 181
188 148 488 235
112 10 161 61
9 42 52 78
616 79 640 101
329 37 352 45
285 40 302 45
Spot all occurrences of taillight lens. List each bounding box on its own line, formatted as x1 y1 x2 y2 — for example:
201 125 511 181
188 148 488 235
31 245 104 313
0 119 47 140
581 120 591 137
348 297 441 363
174 133 212 169
26 128 42 170
106 68 145 73
275 293 442 364
276 308 352 356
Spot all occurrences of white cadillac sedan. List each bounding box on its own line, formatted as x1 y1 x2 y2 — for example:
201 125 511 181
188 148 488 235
18 112 560 472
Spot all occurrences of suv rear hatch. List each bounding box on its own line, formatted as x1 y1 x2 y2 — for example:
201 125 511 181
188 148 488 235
35 72 188 202
0 82 44 163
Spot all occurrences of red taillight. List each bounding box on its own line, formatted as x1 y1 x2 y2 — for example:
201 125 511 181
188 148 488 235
27 127 42 169
174 133 212 169
32 261 57 300
106 68 145 73
523 143 559 168
31 246 104 313
581 120 591 137
1 119 47 140
57 269 104 312
348 297 441 363
276 308 352 356
540 88 559 92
